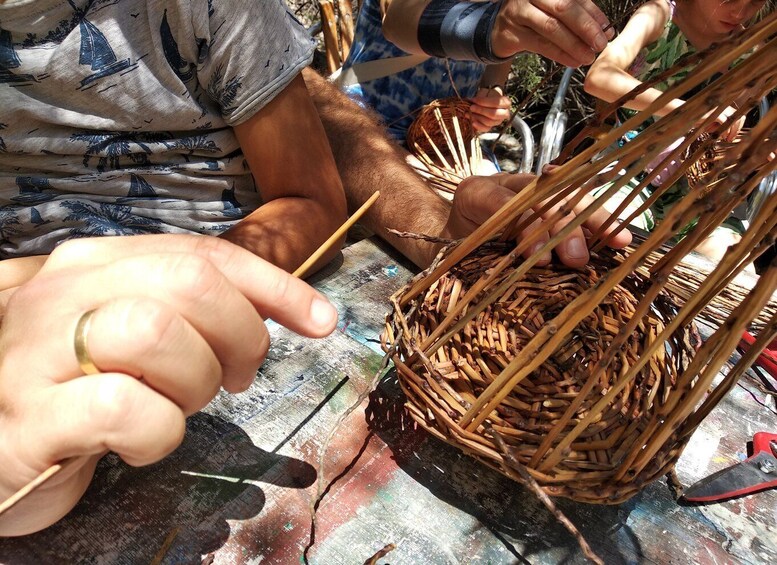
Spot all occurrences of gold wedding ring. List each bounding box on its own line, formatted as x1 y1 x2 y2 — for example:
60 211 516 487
74 309 100 375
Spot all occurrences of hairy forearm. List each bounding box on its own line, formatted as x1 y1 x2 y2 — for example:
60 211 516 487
303 68 451 268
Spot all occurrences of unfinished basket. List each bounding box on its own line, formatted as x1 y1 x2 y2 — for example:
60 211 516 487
386 241 700 502
406 97 483 194
685 130 747 192
384 12 777 504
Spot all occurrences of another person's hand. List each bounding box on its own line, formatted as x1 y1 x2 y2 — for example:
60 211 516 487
710 105 745 143
442 171 632 268
491 0 615 67
0 235 338 537
470 87 512 132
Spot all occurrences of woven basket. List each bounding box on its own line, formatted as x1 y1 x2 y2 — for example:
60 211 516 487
384 243 698 503
383 12 777 506
406 97 475 161
685 131 745 192
405 97 482 194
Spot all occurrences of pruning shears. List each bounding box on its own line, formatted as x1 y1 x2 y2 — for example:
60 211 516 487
683 432 777 503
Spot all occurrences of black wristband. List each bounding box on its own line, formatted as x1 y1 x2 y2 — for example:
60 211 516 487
417 0 511 64
418 0 459 59
473 0 509 64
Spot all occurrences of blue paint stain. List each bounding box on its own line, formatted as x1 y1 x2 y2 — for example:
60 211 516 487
283 521 294 531
384 265 398 277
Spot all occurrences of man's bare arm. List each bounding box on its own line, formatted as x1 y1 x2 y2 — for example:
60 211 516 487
223 74 348 274
304 69 632 269
303 68 451 267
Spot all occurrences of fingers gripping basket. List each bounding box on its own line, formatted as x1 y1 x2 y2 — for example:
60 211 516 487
383 13 777 504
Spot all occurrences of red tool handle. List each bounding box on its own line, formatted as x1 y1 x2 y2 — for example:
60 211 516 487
740 331 777 378
753 431 777 455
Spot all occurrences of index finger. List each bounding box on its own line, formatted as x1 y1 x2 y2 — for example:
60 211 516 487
43 235 338 338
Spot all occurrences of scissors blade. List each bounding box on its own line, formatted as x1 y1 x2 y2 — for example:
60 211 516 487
684 451 777 502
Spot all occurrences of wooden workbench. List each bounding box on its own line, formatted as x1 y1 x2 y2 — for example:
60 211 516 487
1 238 774 564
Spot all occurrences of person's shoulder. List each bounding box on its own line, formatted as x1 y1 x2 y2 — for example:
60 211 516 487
620 0 673 47
633 0 673 30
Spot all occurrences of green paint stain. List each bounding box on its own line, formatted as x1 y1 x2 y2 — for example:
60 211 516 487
377 489 394 503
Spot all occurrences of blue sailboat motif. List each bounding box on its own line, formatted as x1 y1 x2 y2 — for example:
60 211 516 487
0 28 36 84
160 11 210 117
12 176 57 204
128 173 157 197
221 184 244 218
161 11 195 83
78 19 132 87
30 208 51 226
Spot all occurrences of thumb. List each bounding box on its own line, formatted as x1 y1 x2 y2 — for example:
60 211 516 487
27 374 186 468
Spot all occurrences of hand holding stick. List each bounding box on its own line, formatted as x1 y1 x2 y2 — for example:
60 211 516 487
0 191 380 520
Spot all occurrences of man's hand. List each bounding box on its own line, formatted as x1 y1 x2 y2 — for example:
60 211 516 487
442 172 632 268
492 0 614 67
0 235 338 536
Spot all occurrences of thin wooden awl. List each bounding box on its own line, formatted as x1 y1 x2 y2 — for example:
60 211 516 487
293 190 381 278
0 457 79 516
0 190 381 519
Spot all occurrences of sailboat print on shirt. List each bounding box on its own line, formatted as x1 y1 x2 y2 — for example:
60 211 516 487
0 29 36 84
78 18 132 88
161 11 195 83
128 173 157 197
160 10 209 119
12 176 57 205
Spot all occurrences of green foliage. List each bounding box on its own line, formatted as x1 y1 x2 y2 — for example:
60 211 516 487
504 1 643 140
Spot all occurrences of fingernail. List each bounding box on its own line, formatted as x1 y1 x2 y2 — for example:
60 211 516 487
568 237 588 259
530 241 546 255
594 35 608 51
311 295 337 330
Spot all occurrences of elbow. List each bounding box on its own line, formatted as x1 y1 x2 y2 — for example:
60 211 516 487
381 11 415 53
583 70 600 98
583 69 609 101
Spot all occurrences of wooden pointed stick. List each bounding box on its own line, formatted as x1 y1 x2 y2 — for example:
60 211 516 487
0 190 382 519
451 114 471 177
418 129 454 171
293 190 381 278
434 107 465 175
0 457 79 516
